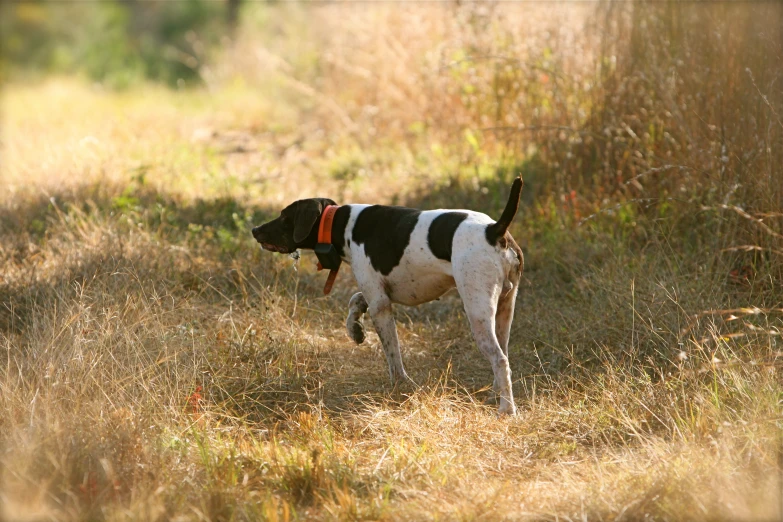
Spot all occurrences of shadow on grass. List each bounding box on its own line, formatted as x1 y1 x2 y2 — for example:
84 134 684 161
0 180 287 328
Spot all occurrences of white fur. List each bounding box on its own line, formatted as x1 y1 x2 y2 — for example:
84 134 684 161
340 206 521 415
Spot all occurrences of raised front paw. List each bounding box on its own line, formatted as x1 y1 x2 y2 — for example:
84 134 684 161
348 320 366 344
345 292 369 345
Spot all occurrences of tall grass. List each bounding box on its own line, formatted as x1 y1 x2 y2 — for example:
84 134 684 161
1 2 781 520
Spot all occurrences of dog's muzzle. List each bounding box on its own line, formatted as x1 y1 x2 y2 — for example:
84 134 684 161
252 226 293 254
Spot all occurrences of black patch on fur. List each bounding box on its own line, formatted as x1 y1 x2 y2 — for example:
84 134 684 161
352 206 421 275
427 212 468 261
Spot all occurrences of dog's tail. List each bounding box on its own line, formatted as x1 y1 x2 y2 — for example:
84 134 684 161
486 176 524 245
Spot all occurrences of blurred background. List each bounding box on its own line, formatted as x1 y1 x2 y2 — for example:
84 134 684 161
3 1 780 207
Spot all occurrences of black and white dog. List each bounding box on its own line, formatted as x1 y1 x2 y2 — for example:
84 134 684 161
252 178 524 414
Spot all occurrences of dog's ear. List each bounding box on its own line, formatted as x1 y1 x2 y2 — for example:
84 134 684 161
293 200 324 243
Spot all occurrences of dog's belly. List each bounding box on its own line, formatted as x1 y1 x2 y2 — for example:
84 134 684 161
385 270 456 306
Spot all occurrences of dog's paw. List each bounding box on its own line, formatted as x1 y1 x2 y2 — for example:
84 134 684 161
346 292 369 344
348 320 366 344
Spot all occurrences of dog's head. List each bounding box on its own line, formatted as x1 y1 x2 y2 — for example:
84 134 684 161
252 198 337 254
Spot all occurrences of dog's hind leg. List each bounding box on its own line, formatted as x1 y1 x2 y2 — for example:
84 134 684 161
453 260 516 415
346 292 369 344
464 295 515 415
486 283 519 403
495 284 518 358
492 238 523 400
497 240 523 357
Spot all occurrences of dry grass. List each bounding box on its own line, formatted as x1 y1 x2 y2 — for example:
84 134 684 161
2 3 782 521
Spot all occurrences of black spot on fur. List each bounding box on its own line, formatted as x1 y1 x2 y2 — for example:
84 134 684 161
427 212 468 261
352 206 421 275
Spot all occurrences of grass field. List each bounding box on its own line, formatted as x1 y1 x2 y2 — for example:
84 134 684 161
1 3 782 521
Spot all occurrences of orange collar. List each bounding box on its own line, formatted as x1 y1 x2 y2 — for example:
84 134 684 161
317 205 339 244
315 205 341 295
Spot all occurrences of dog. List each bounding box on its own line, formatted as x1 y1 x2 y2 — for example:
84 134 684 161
252 177 524 414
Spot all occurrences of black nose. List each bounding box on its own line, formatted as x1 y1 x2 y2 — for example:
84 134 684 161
252 226 263 240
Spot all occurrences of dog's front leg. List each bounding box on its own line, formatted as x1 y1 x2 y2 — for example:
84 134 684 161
367 297 412 385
